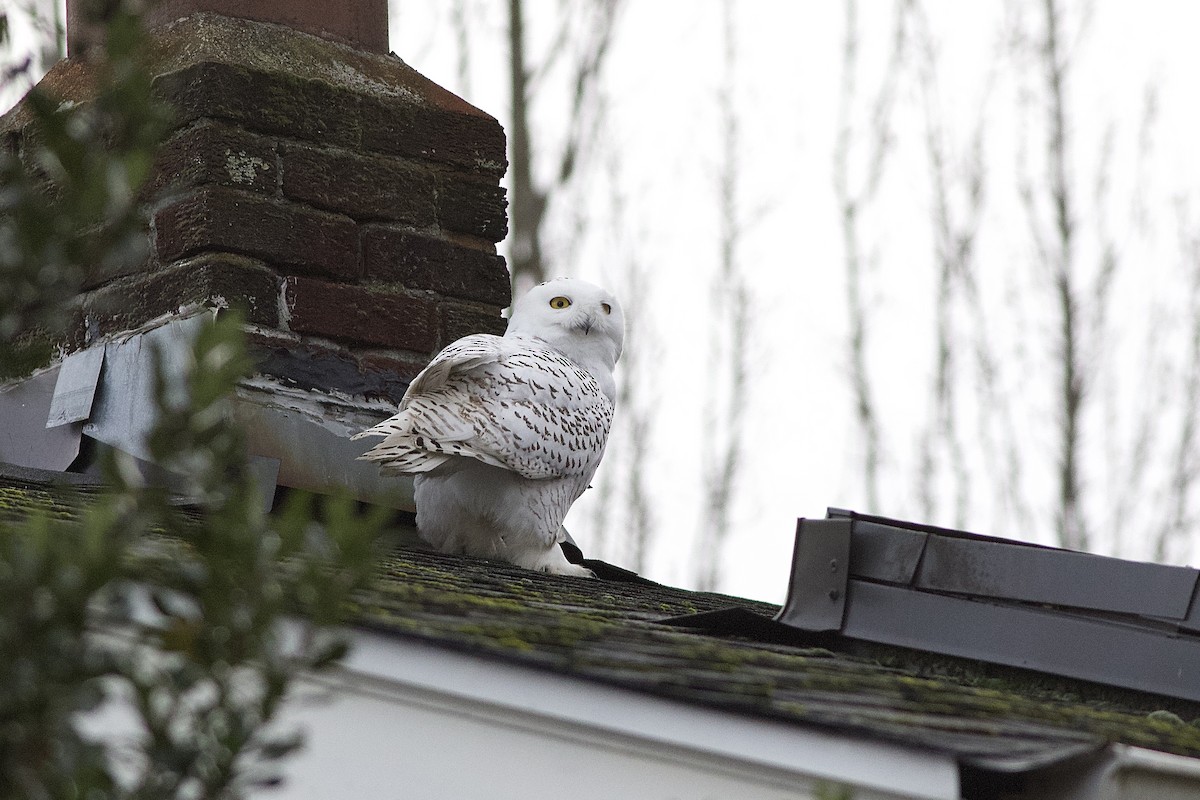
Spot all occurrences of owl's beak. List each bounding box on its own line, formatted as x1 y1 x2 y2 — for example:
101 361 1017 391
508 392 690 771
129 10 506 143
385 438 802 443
574 314 595 336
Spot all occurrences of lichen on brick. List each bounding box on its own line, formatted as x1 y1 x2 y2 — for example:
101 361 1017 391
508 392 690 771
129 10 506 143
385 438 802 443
329 60 424 105
224 148 272 185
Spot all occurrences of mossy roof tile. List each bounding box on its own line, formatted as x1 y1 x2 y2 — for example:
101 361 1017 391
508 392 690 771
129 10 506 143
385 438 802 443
4 469 1200 770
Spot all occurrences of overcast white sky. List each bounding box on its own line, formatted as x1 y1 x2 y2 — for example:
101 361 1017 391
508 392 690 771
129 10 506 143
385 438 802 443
390 1 1200 600
7 2 1200 602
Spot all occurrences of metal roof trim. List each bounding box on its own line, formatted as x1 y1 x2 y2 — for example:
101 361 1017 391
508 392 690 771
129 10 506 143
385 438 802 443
826 509 1200 620
779 512 1200 703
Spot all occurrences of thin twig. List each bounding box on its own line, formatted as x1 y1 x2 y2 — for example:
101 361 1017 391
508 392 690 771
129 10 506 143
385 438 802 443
832 0 908 513
696 0 750 591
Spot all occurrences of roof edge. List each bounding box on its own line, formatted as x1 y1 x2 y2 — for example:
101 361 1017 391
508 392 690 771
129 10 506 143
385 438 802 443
333 625 962 800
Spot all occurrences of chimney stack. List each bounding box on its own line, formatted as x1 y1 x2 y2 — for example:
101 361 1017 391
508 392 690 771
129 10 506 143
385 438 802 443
1 0 510 503
7 0 510 402
67 0 389 57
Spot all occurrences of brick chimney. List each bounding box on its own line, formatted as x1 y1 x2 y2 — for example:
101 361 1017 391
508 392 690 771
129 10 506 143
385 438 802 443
69 0 390 57
0 1 510 505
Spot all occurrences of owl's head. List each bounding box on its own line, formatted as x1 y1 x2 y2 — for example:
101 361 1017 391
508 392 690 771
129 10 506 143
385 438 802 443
506 278 625 372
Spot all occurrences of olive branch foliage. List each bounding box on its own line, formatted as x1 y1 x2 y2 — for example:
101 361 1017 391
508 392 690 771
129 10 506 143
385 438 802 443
0 4 387 797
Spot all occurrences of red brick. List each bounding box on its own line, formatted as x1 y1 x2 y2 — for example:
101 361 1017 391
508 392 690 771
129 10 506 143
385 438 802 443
81 254 281 335
145 121 278 200
436 171 508 242
362 227 510 307
81 227 154 290
284 277 437 351
281 144 437 225
154 186 359 280
437 302 507 350
153 62 363 150
151 58 504 176
360 95 507 176
139 14 505 168
143 0 389 54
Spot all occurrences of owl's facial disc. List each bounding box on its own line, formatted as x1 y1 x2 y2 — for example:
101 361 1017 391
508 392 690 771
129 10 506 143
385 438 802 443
545 291 599 336
507 278 624 368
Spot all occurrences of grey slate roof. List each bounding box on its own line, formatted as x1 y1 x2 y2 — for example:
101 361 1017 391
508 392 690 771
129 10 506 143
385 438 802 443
360 536 1200 776
4 466 1200 780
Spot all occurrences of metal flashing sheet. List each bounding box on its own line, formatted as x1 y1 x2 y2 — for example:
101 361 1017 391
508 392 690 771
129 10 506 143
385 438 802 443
848 520 928 584
842 579 1200 703
234 390 416 512
84 314 208 462
1180 588 1200 635
828 511 1199 619
778 510 1200 703
914 533 1197 619
0 367 84 470
774 518 850 632
46 345 104 428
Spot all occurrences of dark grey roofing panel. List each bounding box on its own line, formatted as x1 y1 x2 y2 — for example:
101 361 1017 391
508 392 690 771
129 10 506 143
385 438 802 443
847 519 927 583
1181 593 1200 635
915 531 1197 618
0 461 106 488
779 511 1200 704
830 510 1199 618
843 579 1200 702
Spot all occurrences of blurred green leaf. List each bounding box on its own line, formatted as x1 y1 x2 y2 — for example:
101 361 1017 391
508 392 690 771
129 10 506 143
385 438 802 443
0 3 386 796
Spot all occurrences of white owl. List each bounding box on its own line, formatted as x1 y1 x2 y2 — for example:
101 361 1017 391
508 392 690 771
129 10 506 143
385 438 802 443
353 278 624 577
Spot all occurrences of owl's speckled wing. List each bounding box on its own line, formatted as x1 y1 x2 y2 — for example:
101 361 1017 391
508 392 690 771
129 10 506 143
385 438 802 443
353 333 613 480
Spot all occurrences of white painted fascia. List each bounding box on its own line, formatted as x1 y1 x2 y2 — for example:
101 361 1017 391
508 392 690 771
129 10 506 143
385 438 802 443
297 626 962 800
1064 744 1200 800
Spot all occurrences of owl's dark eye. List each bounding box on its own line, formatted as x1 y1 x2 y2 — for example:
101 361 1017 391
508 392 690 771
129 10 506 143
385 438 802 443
600 303 612 315
549 296 572 310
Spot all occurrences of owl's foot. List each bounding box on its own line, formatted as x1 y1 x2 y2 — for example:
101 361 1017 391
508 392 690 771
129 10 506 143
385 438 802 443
539 561 597 578
517 546 596 578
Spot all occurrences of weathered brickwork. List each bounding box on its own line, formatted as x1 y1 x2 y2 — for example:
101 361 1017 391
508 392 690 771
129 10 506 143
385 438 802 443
283 276 440 353
361 227 510 306
0 10 511 398
154 185 361 280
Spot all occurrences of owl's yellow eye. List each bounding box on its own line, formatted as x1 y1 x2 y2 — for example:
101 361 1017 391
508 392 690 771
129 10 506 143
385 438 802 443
549 296 572 310
600 303 612 315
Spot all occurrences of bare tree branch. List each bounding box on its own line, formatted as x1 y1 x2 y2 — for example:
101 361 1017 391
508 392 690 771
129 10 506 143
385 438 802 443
1038 0 1089 550
450 0 473 98
526 0 575 94
585 151 657 572
507 0 547 291
616 252 656 572
1156 200 1200 562
507 0 623 294
910 1 988 528
556 0 621 186
695 0 750 591
833 0 909 513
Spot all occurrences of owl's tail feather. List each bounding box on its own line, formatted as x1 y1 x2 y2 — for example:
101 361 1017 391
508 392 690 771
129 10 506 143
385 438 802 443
351 415 411 441
357 440 450 474
355 411 514 475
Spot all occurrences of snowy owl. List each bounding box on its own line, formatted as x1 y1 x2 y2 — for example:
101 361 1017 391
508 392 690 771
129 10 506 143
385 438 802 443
353 278 624 577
